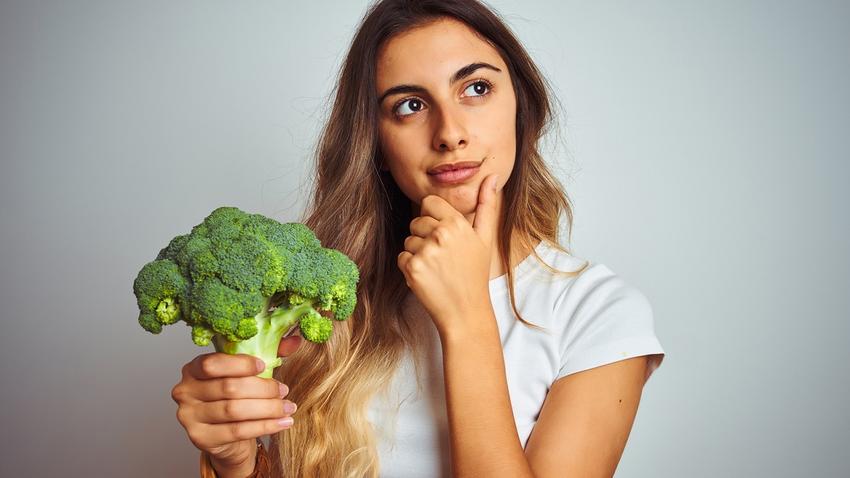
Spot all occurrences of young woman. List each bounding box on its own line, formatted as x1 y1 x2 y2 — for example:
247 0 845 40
172 1 666 477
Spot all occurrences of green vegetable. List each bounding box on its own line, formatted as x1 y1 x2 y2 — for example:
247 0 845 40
132 206 359 378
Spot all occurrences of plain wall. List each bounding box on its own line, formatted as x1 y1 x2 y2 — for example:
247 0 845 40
1 1 847 476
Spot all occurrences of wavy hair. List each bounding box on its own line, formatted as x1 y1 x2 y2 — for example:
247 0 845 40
271 1 587 476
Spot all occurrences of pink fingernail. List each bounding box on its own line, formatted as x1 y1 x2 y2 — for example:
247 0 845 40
278 417 294 427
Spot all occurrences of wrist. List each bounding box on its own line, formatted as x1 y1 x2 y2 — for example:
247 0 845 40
210 454 256 478
438 307 499 345
202 440 261 478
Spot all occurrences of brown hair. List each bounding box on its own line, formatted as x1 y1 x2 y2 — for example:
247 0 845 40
272 1 587 476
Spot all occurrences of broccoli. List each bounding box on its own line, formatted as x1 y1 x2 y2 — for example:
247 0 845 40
132 206 359 378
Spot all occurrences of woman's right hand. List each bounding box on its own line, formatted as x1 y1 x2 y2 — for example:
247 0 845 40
171 335 304 472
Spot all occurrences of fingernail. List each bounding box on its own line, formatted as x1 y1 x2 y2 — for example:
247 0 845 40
284 402 297 414
278 417 294 427
492 175 499 192
256 359 266 373
279 383 288 397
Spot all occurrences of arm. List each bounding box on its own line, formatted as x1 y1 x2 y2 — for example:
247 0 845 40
439 308 534 478
440 308 651 478
524 355 649 478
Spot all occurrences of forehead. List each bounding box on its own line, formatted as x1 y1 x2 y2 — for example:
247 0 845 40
376 17 504 89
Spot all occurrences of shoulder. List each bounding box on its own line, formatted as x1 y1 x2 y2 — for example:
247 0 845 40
532 242 651 317
542 251 663 382
501 240 665 382
508 240 653 319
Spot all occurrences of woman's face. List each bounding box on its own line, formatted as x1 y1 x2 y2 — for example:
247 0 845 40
375 17 517 217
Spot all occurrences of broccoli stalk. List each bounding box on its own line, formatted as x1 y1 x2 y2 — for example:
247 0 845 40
210 296 327 378
132 206 359 379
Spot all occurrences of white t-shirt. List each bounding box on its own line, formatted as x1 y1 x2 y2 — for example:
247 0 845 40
368 240 666 477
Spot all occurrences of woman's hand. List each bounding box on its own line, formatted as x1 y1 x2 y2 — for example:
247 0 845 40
398 174 500 337
171 335 303 474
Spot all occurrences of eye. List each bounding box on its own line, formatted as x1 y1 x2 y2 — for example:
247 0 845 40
463 79 493 98
392 79 494 118
394 97 425 118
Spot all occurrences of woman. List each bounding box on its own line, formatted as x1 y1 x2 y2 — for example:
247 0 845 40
173 1 666 477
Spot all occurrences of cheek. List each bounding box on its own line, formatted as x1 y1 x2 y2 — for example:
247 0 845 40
484 93 516 138
488 100 517 177
377 134 421 195
379 133 426 180
490 107 517 156
378 137 405 171
378 124 410 160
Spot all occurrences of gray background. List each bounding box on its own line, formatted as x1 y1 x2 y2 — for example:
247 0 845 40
1 1 847 477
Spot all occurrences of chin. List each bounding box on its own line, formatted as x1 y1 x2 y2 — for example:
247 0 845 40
414 184 479 215
444 189 480 215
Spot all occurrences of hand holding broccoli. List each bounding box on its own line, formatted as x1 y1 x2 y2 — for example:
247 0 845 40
171 337 302 476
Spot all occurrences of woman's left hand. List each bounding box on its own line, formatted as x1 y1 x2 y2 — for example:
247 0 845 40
398 174 500 338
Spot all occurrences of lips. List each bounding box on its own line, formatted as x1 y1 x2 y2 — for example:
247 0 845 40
429 166 480 184
427 158 485 175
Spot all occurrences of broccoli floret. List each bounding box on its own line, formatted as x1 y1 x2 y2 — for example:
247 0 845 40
133 206 359 378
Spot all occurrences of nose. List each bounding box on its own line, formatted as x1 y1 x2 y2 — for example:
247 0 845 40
432 104 468 152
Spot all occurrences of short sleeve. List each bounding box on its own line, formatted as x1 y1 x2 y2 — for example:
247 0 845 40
555 265 665 384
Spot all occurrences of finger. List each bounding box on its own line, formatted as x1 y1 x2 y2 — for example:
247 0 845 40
277 335 303 357
472 174 499 246
409 216 439 238
397 250 413 286
188 352 264 380
193 416 295 448
419 194 460 221
196 397 297 424
403 235 426 254
190 375 289 402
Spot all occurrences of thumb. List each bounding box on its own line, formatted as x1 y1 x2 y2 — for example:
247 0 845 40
277 334 304 357
472 174 499 246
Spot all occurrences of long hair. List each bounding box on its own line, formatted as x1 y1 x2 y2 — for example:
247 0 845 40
272 1 587 476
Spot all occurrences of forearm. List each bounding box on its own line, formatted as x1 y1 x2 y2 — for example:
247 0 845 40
439 309 534 478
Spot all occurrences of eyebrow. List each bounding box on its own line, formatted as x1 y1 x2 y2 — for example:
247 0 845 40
378 62 503 105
